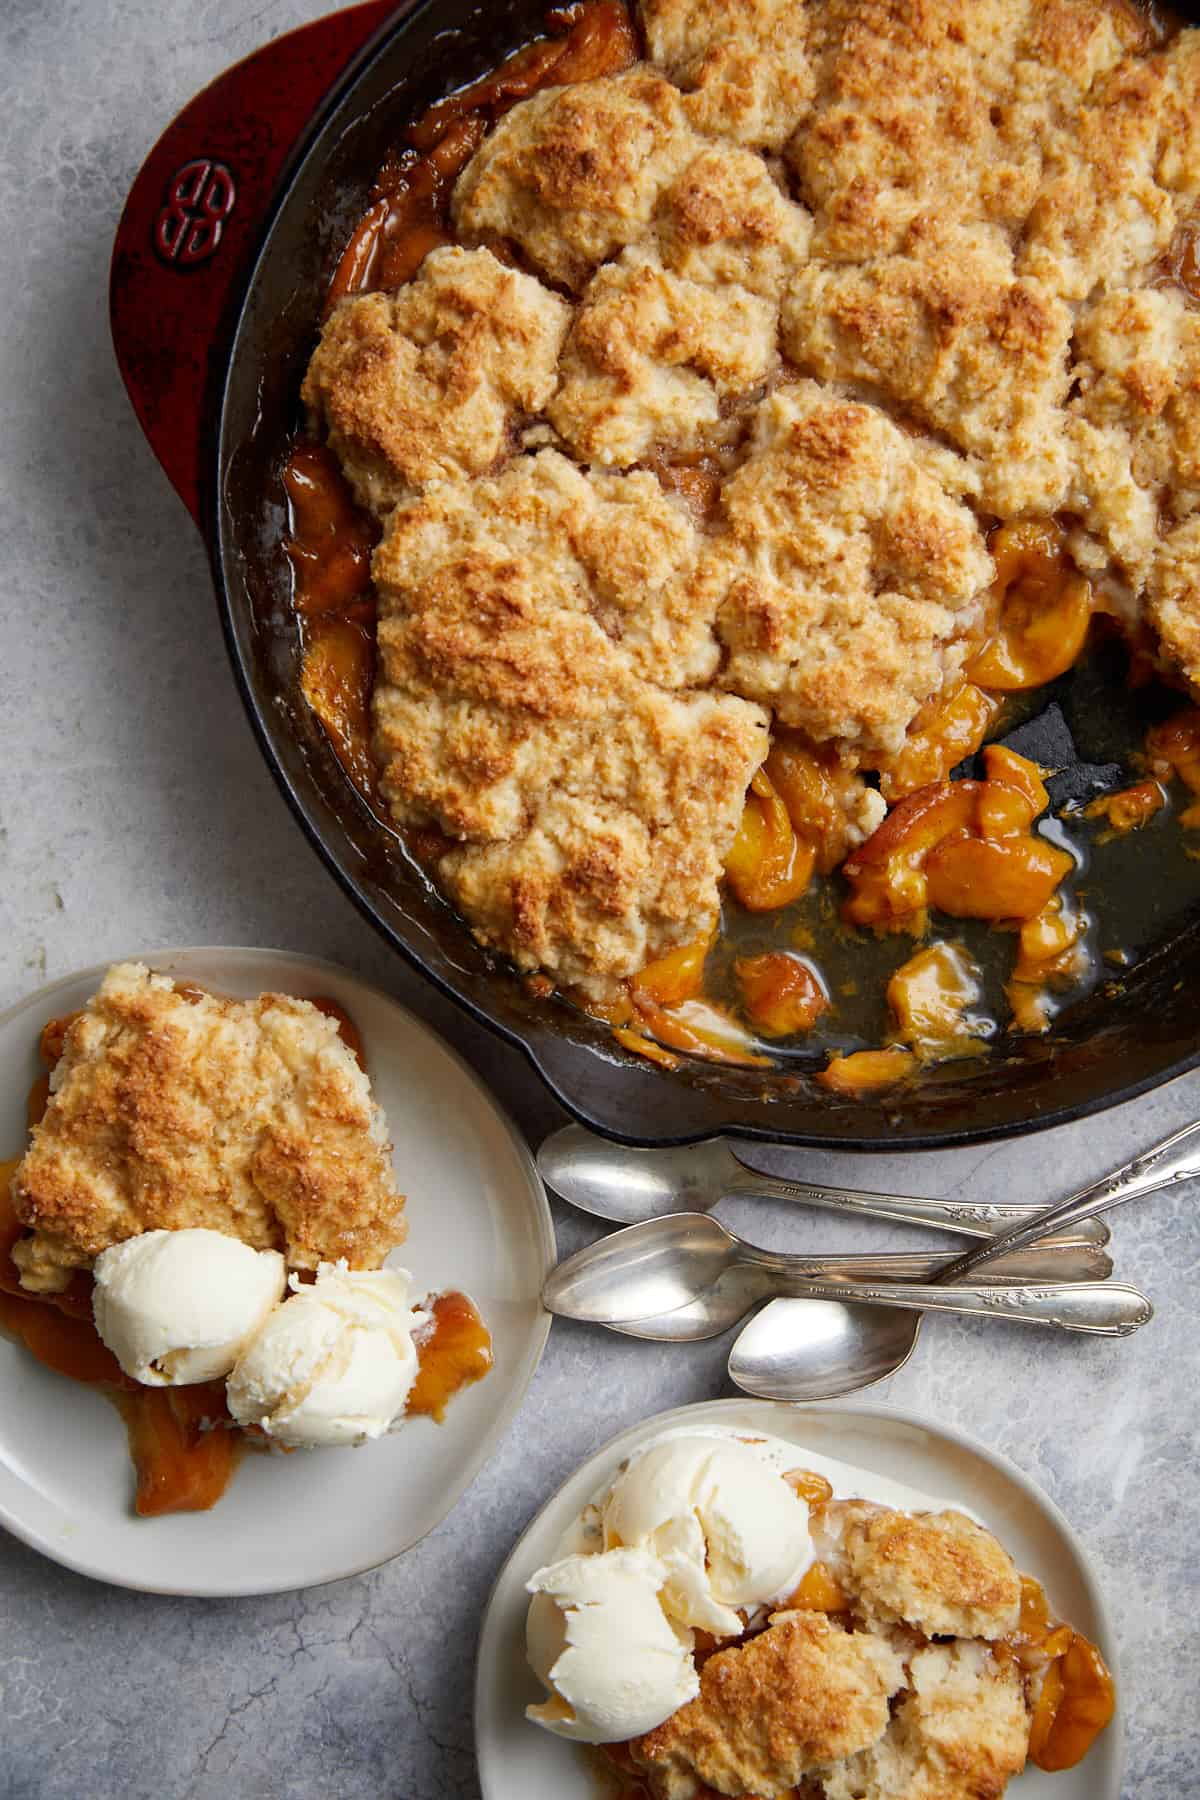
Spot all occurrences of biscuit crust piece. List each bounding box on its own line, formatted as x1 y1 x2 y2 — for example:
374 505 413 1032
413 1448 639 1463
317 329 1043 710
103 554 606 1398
712 386 993 757
1020 28 1200 301
371 451 768 992
452 68 699 291
653 141 812 301
300 246 570 512
782 221 1074 518
628 1612 904 1799
833 1504 1022 1640
1148 518 1200 694
820 1642 1030 1800
1068 286 1200 595
548 247 776 467
11 964 406 1293
641 0 816 149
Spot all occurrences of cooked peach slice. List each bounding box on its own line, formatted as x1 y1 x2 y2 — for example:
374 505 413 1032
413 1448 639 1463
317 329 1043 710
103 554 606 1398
844 749 1071 930
886 942 988 1061
632 932 714 1007
735 952 829 1037
725 769 815 911
816 1047 918 1094
878 683 1001 802
1145 708 1200 827
968 521 1093 692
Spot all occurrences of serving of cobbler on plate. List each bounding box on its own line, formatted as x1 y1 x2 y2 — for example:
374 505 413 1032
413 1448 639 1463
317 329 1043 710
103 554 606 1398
518 1429 1115 1800
283 0 1200 1084
0 962 491 1515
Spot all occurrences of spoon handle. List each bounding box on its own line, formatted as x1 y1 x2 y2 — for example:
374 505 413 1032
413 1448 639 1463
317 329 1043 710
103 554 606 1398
936 1115 1200 1282
752 1242 1111 1284
765 1278 1151 1335
727 1159 1109 1246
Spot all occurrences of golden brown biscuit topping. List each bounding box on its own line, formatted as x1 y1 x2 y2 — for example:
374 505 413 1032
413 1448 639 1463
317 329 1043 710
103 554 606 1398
10 964 406 1292
832 1503 1023 1640
294 0 1200 1013
629 1611 904 1798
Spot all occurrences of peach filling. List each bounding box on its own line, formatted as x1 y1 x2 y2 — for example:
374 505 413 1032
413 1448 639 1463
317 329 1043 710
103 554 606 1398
1004 894 1089 1033
842 748 1073 933
1004 1576 1116 1773
817 1047 919 1095
878 683 1001 803
967 522 1094 692
1145 707 1200 827
886 942 988 1062
734 953 830 1038
724 769 815 913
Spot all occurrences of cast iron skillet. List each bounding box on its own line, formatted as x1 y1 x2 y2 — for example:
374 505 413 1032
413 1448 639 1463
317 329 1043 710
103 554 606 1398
110 0 1200 1150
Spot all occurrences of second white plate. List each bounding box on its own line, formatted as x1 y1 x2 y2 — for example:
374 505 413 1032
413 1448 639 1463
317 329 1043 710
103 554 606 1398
0 947 555 1595
475 1398 1124 1800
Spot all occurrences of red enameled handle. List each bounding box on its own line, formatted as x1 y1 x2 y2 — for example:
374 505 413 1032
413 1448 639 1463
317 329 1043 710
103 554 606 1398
109 1 395 526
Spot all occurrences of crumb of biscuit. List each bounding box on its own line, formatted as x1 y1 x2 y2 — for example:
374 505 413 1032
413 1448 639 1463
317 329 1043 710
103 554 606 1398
832 1504 1022 1640
628 1612 904 1799
452 67 699 291
301 246 569 513
712 384 993 757
11 963 406 1293
820 1640 1030 1800
548 246 776 467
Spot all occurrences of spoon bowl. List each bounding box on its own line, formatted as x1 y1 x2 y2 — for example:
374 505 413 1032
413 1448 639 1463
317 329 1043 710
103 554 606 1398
728 1299 923 1402
543 1214 735 1325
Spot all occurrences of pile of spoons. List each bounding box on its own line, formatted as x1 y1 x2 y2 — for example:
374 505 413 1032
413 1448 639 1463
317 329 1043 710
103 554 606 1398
534 1118 1200 1399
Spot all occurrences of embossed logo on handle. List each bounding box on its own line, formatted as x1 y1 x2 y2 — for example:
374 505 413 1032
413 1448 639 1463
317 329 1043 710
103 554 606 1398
153 158 236 267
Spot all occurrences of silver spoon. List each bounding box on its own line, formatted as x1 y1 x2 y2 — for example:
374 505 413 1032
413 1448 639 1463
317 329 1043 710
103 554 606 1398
728 1113 1197 1401
601 1236 1113 1341
537 1124 1110 1246
541 1213 1148 1336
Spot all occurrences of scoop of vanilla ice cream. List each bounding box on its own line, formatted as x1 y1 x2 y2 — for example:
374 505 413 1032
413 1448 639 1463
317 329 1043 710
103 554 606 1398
602 1435 813 1637
91 1229 287 1386
526 1548 699 1743
225 1261 424 1447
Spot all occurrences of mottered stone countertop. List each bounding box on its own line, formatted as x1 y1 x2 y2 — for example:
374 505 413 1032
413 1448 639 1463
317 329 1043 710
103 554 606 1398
0 3 1196 1794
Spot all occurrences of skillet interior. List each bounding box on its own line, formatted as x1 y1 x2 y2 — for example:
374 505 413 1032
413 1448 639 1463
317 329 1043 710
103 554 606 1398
211 0 1200 1150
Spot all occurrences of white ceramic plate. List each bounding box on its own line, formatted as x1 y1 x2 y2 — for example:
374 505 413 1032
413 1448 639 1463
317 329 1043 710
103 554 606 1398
0 947 555 1595
476 1398 1123 1800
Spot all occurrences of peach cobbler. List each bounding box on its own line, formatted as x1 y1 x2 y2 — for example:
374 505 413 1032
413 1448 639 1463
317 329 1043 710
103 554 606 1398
0 965 491 1514
284 0 1200 1080
522 1431 1115 1798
